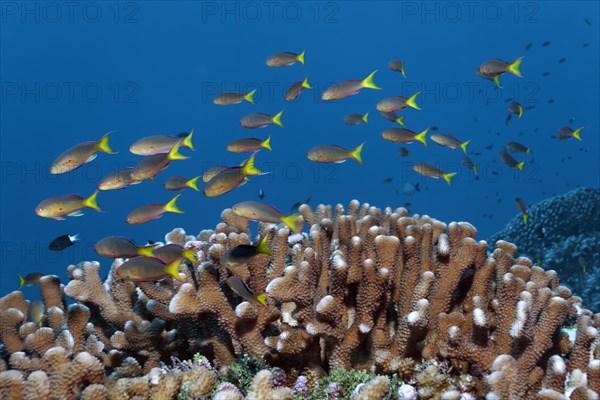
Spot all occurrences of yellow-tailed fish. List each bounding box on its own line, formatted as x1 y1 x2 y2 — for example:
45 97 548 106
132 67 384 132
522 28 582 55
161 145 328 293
462 156 478 175
578 256 586 274
413 163 457 185
266 50 305 67
98 167 141 190
28 301 46 326
382 128 428 147
35 191 101 220
226 136 272 153
220 235 272 269
515 197 529 225
50 132 116 174
126 194 184 224
321 70 381 101
232 200 303 232
344 113 369 125
499 149 525 171
558 126 583 141
376 92 421 112
379 110 406 126
476 57 524 87
307 143 365 165
130 138 189 181
129 129 195 155
150 243 198 264
285 76 312 101
94 236 158 258
213 90 256 105
508 101 524 118
164 176 200 191
430 133 470 153
226 276 268 306
18 272 44 288
202 166 230 183
240 111 284 129
506 141 531 154
388 59 407 77
116 256 183 282
204 153 266 198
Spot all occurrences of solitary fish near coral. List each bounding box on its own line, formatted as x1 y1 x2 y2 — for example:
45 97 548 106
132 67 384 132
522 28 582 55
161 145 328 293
413 163 457 186
28 301 46 326
220 235 272 269
129 130 195 156
232 201 303 232
307 143 365 165
116 256 184 282
49 234 79 251
50 132 116 174
241 111 284 129
266 50 305 67
321 70 381 101
35 191 101 220
17 272 44 288
226 276 268 306
515 197 529 225
94 237 157 258
126 194 184 224
213 90 256 105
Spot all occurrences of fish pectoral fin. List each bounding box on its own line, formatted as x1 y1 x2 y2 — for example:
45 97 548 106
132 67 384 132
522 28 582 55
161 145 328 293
67 210 84 217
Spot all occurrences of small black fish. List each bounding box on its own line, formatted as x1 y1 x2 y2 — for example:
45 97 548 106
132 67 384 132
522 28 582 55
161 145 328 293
542 72 551 76
505 114 512 126
383 177 393 184
526 105 536 110
402 202 411 208
290 196 312 213
542 41 551 46
49 234 79 251
398 147 410 157
568 117 575 123
584 18 591 26
430 126 439 131
525 43 533 50
535 225 545 238
558 58 566 63
258 189 265 199
485 144 494 150
548 99 554 104
583 43 589 47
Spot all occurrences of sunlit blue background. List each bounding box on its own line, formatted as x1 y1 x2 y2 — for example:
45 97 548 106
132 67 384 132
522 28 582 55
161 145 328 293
1 1 598 297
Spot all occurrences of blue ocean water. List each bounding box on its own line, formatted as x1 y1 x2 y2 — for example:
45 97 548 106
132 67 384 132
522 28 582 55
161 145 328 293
1 1 598 298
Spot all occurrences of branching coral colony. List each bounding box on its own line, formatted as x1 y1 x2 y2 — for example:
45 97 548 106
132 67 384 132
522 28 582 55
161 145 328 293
1 200 599 399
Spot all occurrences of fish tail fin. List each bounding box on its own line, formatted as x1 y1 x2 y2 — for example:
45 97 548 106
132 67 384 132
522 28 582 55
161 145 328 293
69 234 80 242
137 244 156 257
460 140 470 154
164 194 184 214
297 50 305 65
400 62 407 78
493 75 502 88
518 105 523 118
526 147 531 154
255 293 268 306
415 128 429 147
523 213 529 225
262 135 272 151
182 129 195 150
351 142 365 165
361 70 381 89
301 76 312 89
182 247 198 263
83 191 102 211
186 176 200 191
244 90 256 104
165 259 184 282
256 235 273 256
473 164 478 175
517 161 525 171
96 132 117 154
396 115 406 126
242 152 264 176
272 110 284 127
406 91 421 110
508 57 524 77
572 127 584 141
167 139 189 161
362 112 369 124
443 172 457 186
18 275 25 288
280 214 303 232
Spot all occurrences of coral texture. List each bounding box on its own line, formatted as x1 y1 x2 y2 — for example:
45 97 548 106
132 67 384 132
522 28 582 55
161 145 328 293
488 188 600 312
1 201 599 399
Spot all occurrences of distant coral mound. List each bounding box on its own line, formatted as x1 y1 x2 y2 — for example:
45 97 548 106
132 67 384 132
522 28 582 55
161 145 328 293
488 188 600 312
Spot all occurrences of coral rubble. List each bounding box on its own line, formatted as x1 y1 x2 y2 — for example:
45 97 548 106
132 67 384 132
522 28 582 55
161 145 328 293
1 200 599 399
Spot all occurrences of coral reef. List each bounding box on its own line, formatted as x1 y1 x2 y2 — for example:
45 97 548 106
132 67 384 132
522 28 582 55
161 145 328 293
1 200 599 399
488 188 600 312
